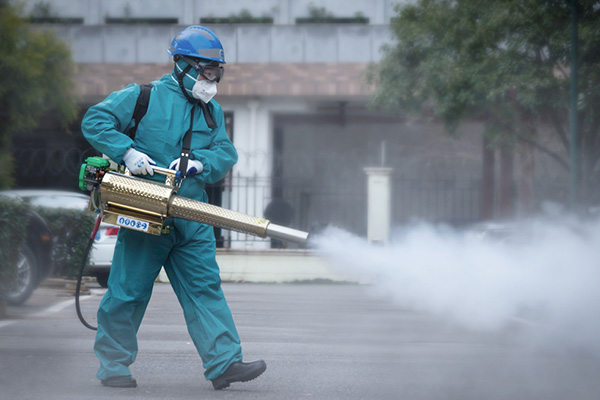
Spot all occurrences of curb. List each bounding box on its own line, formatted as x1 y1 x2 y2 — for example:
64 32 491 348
39 278 91 296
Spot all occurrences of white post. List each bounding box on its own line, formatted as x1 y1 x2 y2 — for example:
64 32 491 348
228 100 271 250
364 167 393 244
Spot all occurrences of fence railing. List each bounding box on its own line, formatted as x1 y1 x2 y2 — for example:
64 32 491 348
392 177 482 227
214 173 483 248
214 173 367 249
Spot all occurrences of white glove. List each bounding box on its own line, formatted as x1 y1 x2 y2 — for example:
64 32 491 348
169 157 203 176
122 148 156 176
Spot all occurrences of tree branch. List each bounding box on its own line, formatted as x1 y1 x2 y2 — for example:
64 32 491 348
510 129 569 171
487 111 569 171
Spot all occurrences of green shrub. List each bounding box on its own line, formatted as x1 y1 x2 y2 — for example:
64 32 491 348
0 198 29 298
33 207 96 278
200 9 274 24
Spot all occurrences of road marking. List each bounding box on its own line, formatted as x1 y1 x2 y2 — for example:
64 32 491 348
0 320 16 328
1 295 94 328
31 295 93 318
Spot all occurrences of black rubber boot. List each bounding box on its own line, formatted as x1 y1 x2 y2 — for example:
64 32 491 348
101 375 137 388
211 360 267 390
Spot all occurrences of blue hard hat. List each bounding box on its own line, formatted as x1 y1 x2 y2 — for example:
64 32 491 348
167 26 226 64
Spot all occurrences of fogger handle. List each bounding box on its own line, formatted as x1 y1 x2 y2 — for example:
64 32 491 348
124 165 181 185
152 165 181 178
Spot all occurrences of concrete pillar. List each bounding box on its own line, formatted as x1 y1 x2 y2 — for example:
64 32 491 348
364 167 393 244
182 0 197 25
228 100 271 250
86 0 102 25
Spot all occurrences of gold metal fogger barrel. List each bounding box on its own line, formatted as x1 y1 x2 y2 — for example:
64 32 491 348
97 171 309 245
169 196 269 237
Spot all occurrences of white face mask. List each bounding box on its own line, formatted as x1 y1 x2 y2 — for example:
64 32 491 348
192 79 217 103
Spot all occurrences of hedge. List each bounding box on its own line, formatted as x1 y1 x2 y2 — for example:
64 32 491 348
0 198 29 298
33 206 96 278
0 196 97 289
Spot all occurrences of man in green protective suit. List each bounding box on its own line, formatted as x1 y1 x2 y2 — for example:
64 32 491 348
81 25 266 390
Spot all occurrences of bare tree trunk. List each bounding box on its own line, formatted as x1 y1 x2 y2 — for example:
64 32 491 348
481 136 495 220
517 139 535 217
499 147 514 219
580 130 593 213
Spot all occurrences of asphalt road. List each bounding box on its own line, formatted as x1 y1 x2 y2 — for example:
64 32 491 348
1 281 600 400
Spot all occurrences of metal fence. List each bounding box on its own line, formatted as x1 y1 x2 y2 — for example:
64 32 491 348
392 177 482 227
215 173 367 249
215 173 483 248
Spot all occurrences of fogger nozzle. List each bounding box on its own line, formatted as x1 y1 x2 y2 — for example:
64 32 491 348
97 172 309 245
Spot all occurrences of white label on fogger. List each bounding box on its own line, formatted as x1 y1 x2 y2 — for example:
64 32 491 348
116 215 149 232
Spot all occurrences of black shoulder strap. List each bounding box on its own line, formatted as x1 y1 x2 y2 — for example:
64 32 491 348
179 111 194 177
198 101 217 129
127 83 153 139
178 102 218 177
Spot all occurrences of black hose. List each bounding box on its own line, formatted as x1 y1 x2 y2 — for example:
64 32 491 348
75 215 102 331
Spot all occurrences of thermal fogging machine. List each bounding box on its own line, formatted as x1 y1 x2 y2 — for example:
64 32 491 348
79 157 310 245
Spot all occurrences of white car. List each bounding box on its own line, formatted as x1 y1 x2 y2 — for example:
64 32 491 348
2 190 118 288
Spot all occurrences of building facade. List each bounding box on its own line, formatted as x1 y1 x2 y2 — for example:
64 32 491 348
13 0 497 248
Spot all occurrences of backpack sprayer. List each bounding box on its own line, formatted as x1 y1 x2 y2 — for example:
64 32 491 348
75 156 310 330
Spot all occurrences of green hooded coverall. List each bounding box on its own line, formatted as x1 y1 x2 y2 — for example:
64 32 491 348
81 73 242 381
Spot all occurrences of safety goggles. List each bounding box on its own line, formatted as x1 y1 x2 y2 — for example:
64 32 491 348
181 56 224 83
